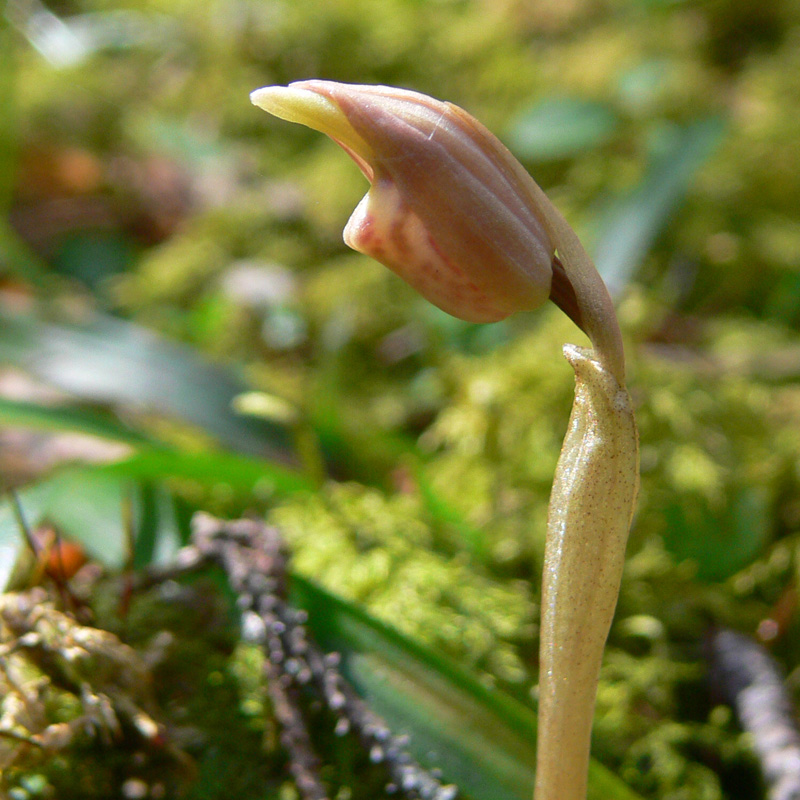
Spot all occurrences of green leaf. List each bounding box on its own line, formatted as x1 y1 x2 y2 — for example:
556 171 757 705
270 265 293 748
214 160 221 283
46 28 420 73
0 468 130 566
0 384 312 499
0 448 311 573
0 307 294 459
0 396 149 445
292 577 643 800
593 117 726 295
0 468 195 571
661 485 771 582
505 97 618 162
51 229 136 291
97 447 313 497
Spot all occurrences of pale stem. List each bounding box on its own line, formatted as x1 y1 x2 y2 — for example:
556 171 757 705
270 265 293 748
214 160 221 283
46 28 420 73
528 185 626 387
534 345 639 800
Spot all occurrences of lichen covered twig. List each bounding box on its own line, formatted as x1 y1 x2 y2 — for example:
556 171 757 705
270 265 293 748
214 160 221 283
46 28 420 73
706 626 800 800
191 512 458 800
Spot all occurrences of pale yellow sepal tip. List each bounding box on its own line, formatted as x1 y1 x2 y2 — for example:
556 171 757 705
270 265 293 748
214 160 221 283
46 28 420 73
250 83 368 160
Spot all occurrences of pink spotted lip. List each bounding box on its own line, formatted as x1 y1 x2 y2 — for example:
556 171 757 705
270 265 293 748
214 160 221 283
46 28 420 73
344 177 510 322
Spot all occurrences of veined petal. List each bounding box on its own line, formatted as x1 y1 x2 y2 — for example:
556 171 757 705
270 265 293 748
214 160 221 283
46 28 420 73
252 80 555 322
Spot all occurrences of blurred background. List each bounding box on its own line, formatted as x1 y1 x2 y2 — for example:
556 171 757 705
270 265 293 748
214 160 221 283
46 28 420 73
2 0 800 798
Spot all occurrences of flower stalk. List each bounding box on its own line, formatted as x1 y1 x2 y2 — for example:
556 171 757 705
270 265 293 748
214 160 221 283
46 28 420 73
251 80 639 800
536 345 638 800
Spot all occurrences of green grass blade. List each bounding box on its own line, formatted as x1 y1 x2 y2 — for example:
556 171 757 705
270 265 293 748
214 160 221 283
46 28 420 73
505 97 619 162
0 396 313 496
96 447 313 497
594 117 726 295
292 576 643 800
0 307 294 458
0 396 150 445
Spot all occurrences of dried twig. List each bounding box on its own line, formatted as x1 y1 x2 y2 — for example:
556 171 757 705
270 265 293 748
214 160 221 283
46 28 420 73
191 512 457 800
706 626 800 800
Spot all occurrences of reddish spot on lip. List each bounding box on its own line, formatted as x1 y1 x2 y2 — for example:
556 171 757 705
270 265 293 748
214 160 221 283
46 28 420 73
345 181 507 322
390 214 411 258
425 230 481 293
358 217 375 244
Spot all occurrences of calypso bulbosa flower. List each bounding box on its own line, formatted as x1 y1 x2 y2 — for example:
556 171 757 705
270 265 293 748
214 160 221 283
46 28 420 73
252 81 553 326
251 80 639 800
251 80 625 384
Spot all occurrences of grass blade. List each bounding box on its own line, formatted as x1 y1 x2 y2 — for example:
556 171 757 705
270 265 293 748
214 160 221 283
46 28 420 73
0 307 294 458
594 117 726 295
292 576 643 800
0 396 149 445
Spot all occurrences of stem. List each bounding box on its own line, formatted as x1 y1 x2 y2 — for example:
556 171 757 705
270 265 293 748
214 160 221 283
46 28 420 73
528 186 626 386
534 345 639 800
549 255 584 334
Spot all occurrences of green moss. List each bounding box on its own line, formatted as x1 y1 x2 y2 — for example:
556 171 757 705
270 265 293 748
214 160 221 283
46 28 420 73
271 482 536 684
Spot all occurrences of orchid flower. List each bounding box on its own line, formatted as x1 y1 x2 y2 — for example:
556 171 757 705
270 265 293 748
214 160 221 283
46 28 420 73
251 80 639 800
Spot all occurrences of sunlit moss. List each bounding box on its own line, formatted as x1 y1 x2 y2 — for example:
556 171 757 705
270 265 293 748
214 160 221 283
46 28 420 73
270 483 536 683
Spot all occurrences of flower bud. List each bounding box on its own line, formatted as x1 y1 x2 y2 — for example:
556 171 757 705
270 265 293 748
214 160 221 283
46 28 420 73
251 80 555 323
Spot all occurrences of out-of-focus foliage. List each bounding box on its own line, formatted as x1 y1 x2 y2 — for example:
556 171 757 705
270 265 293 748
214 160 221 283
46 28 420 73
3 0 800 797
416 301 800 583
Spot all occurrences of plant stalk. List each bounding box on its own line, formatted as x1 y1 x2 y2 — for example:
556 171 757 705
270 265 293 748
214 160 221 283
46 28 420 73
534 344 639 800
